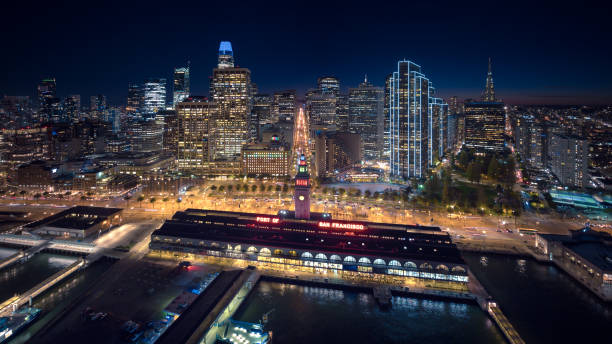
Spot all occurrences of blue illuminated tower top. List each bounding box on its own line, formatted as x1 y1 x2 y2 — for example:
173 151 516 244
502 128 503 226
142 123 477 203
218 41 234 69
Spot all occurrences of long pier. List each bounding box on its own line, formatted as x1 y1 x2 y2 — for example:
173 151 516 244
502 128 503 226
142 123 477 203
487 301 525 344
0 258 86 315
467 271 525 344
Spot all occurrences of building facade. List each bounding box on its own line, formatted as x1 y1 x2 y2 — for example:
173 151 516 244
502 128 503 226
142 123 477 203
241 144 289 177
348 76 384 161
176 99 217 175
549 134 589 188
143 78 167 115
389 60 430 179
173 66 190 107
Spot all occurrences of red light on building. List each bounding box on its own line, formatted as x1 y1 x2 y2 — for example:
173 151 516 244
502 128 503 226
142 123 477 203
296 179 308 186
318 221 365 231
256 216 280 224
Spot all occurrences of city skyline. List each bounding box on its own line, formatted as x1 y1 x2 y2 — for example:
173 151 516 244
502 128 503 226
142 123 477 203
1 2 611 105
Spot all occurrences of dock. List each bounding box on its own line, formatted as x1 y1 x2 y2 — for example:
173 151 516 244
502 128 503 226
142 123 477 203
0 258 86 315
468 270 525 344
157 268 260 344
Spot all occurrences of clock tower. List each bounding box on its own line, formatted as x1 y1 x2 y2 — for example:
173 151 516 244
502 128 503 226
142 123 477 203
294 155 311 219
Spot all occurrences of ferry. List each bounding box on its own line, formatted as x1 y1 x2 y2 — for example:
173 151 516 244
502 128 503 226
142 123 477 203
0 307 41 343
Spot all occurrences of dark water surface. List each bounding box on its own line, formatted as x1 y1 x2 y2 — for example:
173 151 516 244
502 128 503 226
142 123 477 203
234 281 505 344
0 251 114 344
464 252 612 344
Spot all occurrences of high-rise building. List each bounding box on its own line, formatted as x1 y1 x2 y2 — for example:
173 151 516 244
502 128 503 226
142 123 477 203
89 94 107 121
336 94 349 131
348 75 384 160
464 101 505 152
252 94 272 125
306 90 336 126
143 78 166 115
218 41 234 69
173 65 190 106
209 41 251 171
317 76 340 95
429 95 449 161
514 115 547 169
549 134 589 188
128 119 163 152
37 78 60 123
383 73 392 160
127 83 143 115
464 59 505 152
63 95 81 123
273 90 296 123
389 60 431 179
447 114 458 150
483 58 496 102
176 98 217 174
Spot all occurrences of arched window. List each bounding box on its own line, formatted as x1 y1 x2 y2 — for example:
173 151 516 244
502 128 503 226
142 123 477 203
233 245 242 252
389 260 401 267
420 262 433 270
344 256 356 263
452 266 466 273
247 246 258 254
436 264 449 271
289 250 297 257
330 255 341 261
404 261 417 269
273 249 283 256
260 248 271 256
373 259 386 266
301 252 313 259
315 253 328 260
358 257 371 265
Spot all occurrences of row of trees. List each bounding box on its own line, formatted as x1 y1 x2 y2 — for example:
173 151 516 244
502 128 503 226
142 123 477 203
210 184 288 194
456 149 516 186
420 166 521 214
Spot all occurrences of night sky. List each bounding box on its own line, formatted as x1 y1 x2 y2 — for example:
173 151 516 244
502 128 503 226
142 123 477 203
2 1 611 105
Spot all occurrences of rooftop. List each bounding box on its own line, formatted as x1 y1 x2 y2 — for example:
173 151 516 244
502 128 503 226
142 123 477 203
24 206 122 229
564 241 612 272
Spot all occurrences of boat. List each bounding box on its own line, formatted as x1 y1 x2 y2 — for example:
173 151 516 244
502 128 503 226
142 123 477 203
0 307 41 343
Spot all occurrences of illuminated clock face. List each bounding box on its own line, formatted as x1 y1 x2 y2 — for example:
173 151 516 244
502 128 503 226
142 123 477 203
298 195 305 201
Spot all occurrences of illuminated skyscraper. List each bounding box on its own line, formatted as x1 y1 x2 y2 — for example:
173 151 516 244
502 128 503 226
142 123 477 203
389 60 430 179
549 134 588 188
89 94 106 120
317 76 340 95
63 95 81 123
383 73 392 160
483 57 495 102
173 65 190 106
306 90 336 126
273 90 296 123
218 41 234 69
176 98 217 174
348 75 384 160
209 41 251 172
127 83 143 115
143 78 166 115
37 78 60 122
429 95 448 161
464 59 505 152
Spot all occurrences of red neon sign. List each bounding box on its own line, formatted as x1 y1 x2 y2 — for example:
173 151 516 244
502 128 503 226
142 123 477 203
256 216 280 224
318 221 365 231
296 179 308 186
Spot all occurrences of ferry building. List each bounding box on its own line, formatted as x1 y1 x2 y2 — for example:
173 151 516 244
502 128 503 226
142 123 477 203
150 157 469 290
